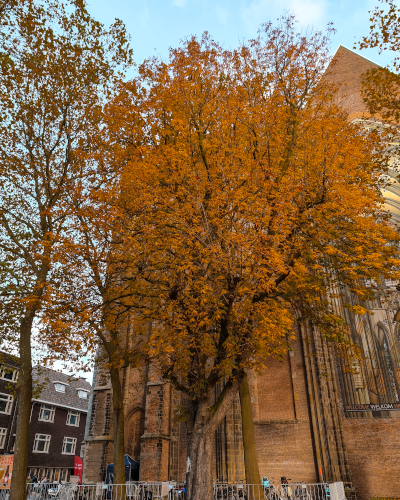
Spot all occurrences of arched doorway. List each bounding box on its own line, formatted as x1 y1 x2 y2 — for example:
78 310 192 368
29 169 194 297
125 409 145 461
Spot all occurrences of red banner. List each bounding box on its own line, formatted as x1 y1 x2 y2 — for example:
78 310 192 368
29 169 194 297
0 455 13 489
74 456 83 483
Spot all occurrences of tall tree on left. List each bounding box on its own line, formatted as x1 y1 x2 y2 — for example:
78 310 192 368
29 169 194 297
0 1 132 497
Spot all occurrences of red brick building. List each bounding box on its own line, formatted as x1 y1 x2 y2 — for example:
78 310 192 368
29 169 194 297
82 47 400 499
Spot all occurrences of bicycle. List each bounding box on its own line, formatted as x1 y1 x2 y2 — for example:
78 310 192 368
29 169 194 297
167 483 185 500
54 484 78 500
214 482 229 500
27 482 73 500
277 478 293 500
213 481 247 500
292 484 311 500
262 477 279 500
137 482 153 500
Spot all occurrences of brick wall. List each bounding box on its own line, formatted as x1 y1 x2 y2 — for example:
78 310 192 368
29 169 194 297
254 421 316 484
88 390 112 438
82 366 115 483
324 46 379 119
139 380 171 481
169 388 188 483
82 439 113 483
252 337 317 484
343 417 400 500
214 392 245 482
256 354 295 422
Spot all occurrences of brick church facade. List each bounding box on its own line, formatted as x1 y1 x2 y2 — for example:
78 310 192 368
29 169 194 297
82 47 400 500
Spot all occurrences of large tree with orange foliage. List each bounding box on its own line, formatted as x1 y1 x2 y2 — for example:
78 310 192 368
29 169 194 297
105 16 400 499
0 0 131 496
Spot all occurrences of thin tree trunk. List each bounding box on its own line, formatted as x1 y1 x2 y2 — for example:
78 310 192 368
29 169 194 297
10 313 34 500
239 373 262 497
109 366 126 494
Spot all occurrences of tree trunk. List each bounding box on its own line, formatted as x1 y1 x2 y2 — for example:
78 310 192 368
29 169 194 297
109 365 126 493
10 313 34 500
239 373 262 497
186 399 212 500
189 423 215 500
186 380 241 500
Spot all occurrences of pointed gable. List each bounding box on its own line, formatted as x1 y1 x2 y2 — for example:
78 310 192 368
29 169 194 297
324 45 381 119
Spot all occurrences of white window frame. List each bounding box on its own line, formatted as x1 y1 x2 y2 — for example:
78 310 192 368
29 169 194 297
77 389 89 399
54 382 67 393
0 366 18 383
0 428 6 449
62 436 76 455
38 404 55 423
33 434 51 453
0 393 13 414
66 410 80 427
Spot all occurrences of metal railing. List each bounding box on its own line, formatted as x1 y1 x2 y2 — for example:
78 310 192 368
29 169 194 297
24 481 346 500
213 482 346 500
25 481 185 500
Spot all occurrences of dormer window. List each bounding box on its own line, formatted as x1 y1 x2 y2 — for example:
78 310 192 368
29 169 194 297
53 381 68 393
77 389 89 399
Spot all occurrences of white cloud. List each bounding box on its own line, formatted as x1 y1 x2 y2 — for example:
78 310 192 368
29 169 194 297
51 359 94 384
288 0 326 25
241 0 327 32
216 5 231 26
173 0 187 7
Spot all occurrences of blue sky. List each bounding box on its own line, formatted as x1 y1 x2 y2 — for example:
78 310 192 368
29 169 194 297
87 0 394 76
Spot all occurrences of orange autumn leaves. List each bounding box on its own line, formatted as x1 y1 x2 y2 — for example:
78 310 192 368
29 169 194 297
102 20 400 399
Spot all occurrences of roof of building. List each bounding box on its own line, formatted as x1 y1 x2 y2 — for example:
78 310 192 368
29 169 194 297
0 351 20 369
33 366 91 412
324 45 381 119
